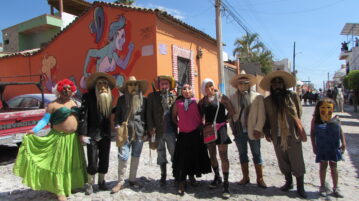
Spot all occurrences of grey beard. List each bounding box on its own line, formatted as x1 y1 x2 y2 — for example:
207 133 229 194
131 93 143 114
160 92 170 111
239 91 250 108
96 88 112 118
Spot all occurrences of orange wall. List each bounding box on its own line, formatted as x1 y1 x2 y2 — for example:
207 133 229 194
0 3 218 100
156 19 218 98
0 3 158 99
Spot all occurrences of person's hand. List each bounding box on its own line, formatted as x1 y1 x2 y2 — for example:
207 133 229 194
312 146 317 155
253 130 261 139
265 135 272 142
340 144 346 154
149 128 156 136
79 135 88 145
26 130 35 135
300 134 307 142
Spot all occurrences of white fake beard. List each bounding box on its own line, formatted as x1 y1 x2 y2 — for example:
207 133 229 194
131 93 143 114
95 87 113 118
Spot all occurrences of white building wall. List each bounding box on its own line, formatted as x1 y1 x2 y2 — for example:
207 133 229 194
349 46 359 71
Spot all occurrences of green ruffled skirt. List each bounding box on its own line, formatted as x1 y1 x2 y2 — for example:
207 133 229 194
13 129 87 196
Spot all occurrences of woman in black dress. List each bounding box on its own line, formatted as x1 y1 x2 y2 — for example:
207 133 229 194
198 78 235 199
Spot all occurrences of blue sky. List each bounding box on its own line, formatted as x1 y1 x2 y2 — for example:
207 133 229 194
1 0 358 89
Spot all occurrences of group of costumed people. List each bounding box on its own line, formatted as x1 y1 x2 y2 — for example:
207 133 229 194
13 70 346 200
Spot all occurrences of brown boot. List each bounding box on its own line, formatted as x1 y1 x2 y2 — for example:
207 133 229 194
255 164 267 188
238 163 250 185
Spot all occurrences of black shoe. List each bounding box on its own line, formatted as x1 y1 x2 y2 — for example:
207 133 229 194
160 174 167 187
98 181 109 190
208 176 222 189
280 174 293 191
296 176 307 198
189 175 198 187
177 181 185 196
222 182 230 199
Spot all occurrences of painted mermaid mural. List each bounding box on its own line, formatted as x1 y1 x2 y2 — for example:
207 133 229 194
81 7 135 89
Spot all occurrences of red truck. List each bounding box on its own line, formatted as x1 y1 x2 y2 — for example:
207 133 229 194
0 75 50 145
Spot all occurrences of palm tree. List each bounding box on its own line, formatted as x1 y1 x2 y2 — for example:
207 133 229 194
257 49 273 74
233 33 263 62
233 33 273 74
114 0 134 5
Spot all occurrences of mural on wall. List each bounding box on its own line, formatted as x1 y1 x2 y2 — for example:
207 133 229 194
41 54 57 92
41 54 82 99
81 6 137 89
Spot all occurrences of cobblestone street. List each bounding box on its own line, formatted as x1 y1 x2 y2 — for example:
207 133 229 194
0 104 358 201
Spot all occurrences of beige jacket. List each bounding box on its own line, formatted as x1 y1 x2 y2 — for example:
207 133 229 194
229 91 266 140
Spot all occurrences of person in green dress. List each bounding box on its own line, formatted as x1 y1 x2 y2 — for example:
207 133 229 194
13 79 87 201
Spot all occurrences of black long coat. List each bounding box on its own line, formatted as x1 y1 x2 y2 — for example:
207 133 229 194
78 90 112 140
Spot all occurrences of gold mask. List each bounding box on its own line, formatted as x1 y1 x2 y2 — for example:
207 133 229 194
319 102 334 122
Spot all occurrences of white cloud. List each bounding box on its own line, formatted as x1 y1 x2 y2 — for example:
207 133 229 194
134 3 185 20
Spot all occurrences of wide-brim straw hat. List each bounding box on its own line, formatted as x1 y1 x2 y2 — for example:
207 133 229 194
230 70 256 88
86 72 116 90
157 75 176 90
120 76 149 94
259 70 296 91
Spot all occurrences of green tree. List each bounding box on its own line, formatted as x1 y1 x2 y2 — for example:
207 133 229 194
114 0 134 5
347 70 359 112
233 33 273 74
343 75 349 89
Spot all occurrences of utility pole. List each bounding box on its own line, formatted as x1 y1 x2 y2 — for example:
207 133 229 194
215 0 225 94
293 41 296 74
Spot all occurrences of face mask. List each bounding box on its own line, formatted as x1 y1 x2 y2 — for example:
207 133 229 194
319 102 334 122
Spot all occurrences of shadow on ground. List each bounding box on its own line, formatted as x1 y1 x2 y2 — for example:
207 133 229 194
0 145 18 165
345 133 359 179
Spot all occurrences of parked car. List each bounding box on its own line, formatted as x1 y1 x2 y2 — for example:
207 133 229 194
7 94 57 109
7 93 81 109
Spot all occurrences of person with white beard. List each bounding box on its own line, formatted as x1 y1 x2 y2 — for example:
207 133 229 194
229 72 267 188
78 72 116 195
111 76 148 193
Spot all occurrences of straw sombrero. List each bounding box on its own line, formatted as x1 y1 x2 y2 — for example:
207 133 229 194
86 72 116 90
120 76 149 94
259 70 296 91
230 70 256 88
156 75 176 90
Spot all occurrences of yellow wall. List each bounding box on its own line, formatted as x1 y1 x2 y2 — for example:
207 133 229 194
156 18 218 98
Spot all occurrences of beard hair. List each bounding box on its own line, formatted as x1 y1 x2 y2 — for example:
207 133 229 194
270 87 289 114
131 92 143 113
95 86 113 118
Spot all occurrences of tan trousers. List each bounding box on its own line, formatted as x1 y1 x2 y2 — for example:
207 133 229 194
273 136 306 177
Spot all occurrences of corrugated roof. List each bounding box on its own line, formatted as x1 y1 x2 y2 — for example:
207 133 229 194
0 1 216 59
340 23 359 36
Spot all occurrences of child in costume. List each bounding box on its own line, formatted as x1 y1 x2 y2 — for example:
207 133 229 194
310 98 346 198
13 79 87 201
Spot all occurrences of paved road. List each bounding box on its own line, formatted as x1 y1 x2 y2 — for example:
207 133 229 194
0 104 358 201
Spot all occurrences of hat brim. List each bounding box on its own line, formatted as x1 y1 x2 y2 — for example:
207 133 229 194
157 75 176 90
86 72 116 90
120 80 149 94
259 70 296 91
230 74 257 88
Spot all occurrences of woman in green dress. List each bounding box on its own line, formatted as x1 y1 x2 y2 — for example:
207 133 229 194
13 79 87 201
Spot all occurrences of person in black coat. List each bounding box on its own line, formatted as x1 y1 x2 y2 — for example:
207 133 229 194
78 72 116 195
